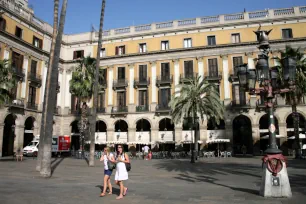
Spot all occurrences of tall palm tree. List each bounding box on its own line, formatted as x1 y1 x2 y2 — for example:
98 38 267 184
89 0 106 167
169 76 224 163
275 46 306 158
36 0 59 172
0 59 16 105
40 0 68 178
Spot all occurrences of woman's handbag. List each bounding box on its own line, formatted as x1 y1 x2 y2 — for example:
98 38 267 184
125 163 131 172
107 160 116 170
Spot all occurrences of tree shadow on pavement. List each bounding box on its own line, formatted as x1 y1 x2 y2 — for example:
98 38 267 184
51 157 65 175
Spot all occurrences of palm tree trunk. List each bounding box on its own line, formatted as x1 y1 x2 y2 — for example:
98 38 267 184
292 93 300 159
36 0 59 172
40 0 68 178
89 0 106 167
193 108 198 160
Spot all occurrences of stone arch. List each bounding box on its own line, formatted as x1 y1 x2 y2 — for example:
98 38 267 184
256 112 281 126
284 110 306 124
96 120 107 132
232 115 253 154
133 117 153 129
158 118 174 131
24 116 36 147
112 118 130 129
2 114 17 156
114 119 129 132
135 118 151 132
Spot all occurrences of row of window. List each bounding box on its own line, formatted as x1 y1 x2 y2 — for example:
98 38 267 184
0 17 43 49
72 29 293 59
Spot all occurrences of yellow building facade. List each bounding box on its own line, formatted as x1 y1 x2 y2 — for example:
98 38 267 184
1 1 306 156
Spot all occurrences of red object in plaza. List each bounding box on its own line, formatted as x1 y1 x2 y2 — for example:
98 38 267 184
58 135 71 151
262 154 287 176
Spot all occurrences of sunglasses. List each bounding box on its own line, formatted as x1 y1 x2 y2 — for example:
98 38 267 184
118 147 122 149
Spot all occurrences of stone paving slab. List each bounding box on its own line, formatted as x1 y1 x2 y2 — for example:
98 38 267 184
0 157 306 204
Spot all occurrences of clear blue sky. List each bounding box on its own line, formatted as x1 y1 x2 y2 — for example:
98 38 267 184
29 0 306 34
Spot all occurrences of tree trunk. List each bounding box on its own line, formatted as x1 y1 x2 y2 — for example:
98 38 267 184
89 0 106 167
292 93 300 159
40 0 68 178
36 0 59 172
193 109 198 161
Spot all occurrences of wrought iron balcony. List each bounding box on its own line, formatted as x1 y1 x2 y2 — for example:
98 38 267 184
156 75 173 87
12 67 25 82
136 105 149 112
231 99 251 109
134 77 150 88
111 106 128 113
5 99 25 109
204 72 222 82
113 79 128 90
27 102 38 110
156 104 171 112
179 73 198 83
28 72 42 87
97 107 106 113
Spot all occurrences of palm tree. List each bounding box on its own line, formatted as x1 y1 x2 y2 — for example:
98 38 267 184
169 76 224 163
0 59 16 105
40 0 68 178
36 0 59 172
89 0 106 167
275 46 306 158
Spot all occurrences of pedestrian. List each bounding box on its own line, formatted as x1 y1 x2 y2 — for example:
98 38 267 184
115 145 129 200
241 145 247 157
99 147 115 197
143 145 150 160
148 150 152 160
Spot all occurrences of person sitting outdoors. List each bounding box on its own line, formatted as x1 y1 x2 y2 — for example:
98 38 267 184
15 148 23 162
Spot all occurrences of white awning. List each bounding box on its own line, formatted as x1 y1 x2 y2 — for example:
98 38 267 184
261 135 285 139
156 141 176 144
106 141 127 144
127 142 152 145
288 134 306 140
206 139 230 144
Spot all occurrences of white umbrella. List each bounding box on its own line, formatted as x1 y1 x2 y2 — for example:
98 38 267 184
261 135 285 139
288 133 306 140
206 139 230 157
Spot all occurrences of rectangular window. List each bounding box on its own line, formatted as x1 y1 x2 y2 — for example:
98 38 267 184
184 61 193 77
161 63 170 79
15 26 23 38
207 36 216 46
184 38 192 48
100 48 106 57
71 95 79 112
98 93 105 108
31 60 37 75
73 50 84 59
117 91 126 107
115 46 125 55
99 69 107 85
33 36 43 49
118 67 125 80
282 29 293 39
208 58 218 77
0 17 6 31
28 86 36 105
161 41 169 50
231 33 241 43
139 43 147 53
232 85 246 105
139 90 148 106
233 56 243 74
12 52 24 70
139 65 147 81
159 88 171 108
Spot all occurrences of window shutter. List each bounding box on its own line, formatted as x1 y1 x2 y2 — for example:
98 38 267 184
144 65 147 79
122 46 125 54
81 50 84 58
73 51 77 59
39 39 43 49
115 46 118 55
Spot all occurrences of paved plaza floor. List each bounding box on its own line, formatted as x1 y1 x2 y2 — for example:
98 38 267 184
0 156 306 204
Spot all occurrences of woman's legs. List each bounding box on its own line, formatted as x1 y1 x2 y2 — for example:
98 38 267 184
116 181 124 199
107 177 112 194
100 175 109 196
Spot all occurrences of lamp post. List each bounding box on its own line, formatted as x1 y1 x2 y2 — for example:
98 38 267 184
233 28 294 197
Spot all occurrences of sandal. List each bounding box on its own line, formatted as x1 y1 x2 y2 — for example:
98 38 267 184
100 192 106 197
123 187 128 196
108 192 112 195
116 196 123 200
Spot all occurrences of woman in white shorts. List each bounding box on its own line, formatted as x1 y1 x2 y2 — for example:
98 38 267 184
115 145 129 200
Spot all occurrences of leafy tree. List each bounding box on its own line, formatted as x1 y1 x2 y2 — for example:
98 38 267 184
169 76 224 163
0 59 16 105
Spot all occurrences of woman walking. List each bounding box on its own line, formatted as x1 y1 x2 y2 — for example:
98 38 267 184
100 147 115 197
115 145 130 200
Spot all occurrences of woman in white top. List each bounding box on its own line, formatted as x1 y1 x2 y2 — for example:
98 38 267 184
115 145 130 200
99 147 115 197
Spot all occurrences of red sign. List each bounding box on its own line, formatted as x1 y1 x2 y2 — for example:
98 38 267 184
58 136 71 151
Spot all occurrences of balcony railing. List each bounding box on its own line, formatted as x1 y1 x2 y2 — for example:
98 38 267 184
180 73 198 83
111 106 128 113
5 99 25 109
28 72 42 87
113 79 128 90
231 100 250 109
204 72 222 82
156 75 173 87
136 105 149 112
27 102 38 110
12 67 25 81
97 107 106 113
156 104 171 112
134 77 150 88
